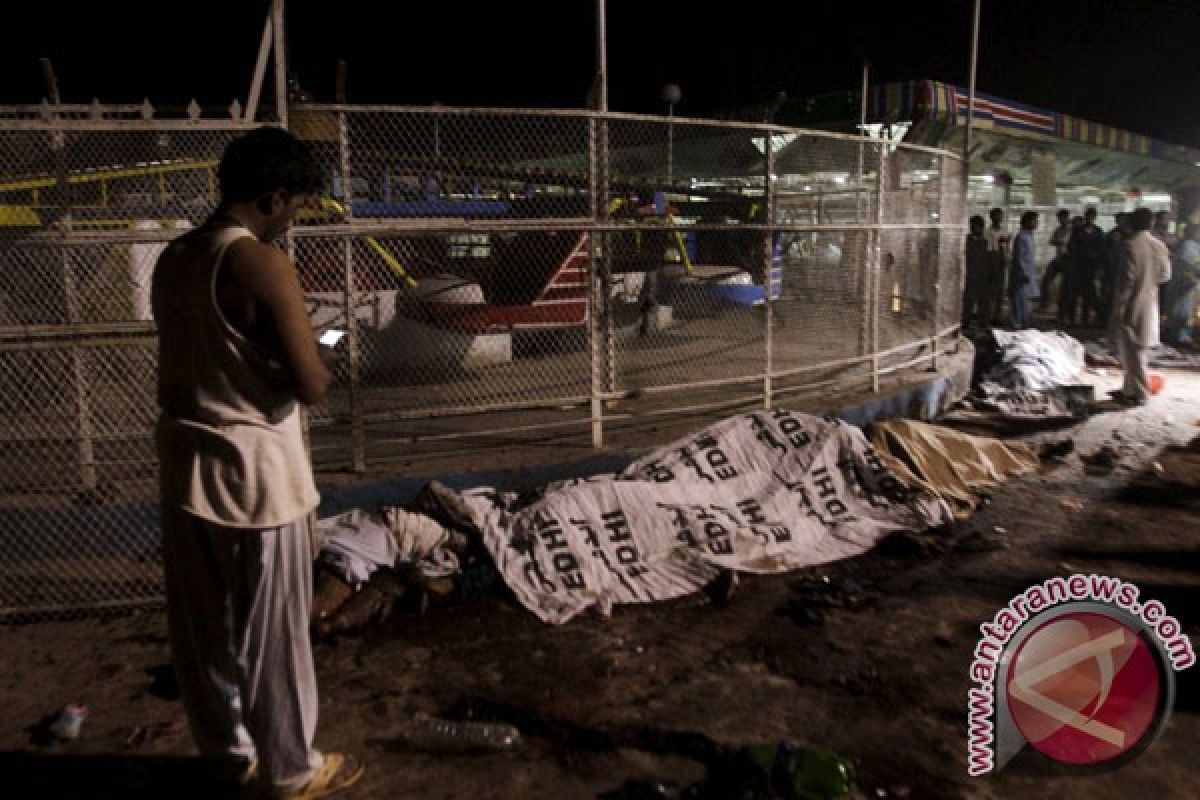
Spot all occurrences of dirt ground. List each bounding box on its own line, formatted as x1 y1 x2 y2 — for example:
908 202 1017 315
1 362 1198 799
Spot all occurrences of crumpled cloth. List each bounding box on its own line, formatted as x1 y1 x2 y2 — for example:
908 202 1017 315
317 509 399 587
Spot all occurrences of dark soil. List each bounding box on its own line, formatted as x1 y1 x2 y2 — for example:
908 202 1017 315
2 370 1198 800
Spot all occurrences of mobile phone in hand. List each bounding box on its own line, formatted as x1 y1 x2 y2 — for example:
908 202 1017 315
319 329 347 347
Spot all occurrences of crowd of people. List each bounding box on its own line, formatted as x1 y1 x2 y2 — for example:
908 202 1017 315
962 203 1199 405
964 205 1199 344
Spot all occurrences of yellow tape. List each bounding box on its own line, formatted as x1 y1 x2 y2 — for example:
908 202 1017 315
0 159 217 194
319 197 418 288
0 205 40 226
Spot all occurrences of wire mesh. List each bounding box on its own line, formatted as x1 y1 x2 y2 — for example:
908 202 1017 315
0 106 963 619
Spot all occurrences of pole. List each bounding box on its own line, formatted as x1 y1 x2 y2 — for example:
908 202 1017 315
856 60 869 183
965 0 981 197
339 111 365 472
588 117 603 448
763 122 775 409
595 0 608 113
594 0 615 411
871 145 887 393
42 60 97 491
666 103 674 186
335 60 348 104
271 0 289 127
932 153 947 370
244 9 273 122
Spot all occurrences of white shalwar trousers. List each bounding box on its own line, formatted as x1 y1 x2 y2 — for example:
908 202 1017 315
162 507 323 790
1117 330 1150 403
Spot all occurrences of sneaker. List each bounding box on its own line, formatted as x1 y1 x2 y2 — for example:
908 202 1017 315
270 753 365 800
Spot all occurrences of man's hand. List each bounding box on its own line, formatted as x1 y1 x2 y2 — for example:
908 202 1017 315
317 340 347 369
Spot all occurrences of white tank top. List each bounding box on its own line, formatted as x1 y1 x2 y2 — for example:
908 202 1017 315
152 224 319 528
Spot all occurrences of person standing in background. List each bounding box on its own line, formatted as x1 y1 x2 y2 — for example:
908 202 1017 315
985 207 1011 324
1109 208 1171 406
1062 207 1104 326
1163 222 1199 346
1097 212 1131 325
1009 211 1040 330
1040 208 1071 312
962 215 989 327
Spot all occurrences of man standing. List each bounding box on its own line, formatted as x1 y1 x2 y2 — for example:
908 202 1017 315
152 128 363 798
1040 208 1071 311
1163 223 1200 345
1009 211 1040 330
1109 207 1171 406
1097 212 1131 325
984 207 1011 324
962 215 989 327
1062 207 1105 326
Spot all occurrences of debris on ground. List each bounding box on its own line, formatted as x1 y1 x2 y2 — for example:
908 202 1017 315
784 574 878 626
953 530 1010 553
1081 445 1120 472
122 718 186 751
729 741 857 800
875 530 948 559
28 704 90 745
1086 339 1200 369
399 713 522 753
1038 438 1075 462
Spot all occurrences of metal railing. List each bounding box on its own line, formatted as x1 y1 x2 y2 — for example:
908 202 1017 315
0 103 964 618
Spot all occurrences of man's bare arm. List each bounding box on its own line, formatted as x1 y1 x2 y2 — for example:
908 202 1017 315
227 239 332 404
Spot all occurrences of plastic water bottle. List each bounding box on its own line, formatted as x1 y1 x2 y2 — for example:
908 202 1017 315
49 704 88 740
405 713 522 753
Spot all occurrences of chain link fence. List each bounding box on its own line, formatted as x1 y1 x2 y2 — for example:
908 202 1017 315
0 104 963 619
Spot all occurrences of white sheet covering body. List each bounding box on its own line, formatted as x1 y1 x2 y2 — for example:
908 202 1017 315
478 411 952 624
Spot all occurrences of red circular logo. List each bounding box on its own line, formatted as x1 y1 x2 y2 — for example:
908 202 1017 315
1005 612 1162 765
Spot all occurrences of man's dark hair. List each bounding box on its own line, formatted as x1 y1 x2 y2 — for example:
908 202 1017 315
989 207 1004 220
969 214 985 229
1020 211 1038 228
218 127 325 204
1084 206 1097 220
1057 208 1070 221
1131 207 1155 231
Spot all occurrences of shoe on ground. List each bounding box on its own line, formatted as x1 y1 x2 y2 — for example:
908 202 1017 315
265 753 365 800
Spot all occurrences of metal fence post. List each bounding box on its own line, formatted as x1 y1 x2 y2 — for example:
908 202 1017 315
871 144 887 393
859 147 873 361
587 114 604 448
932 152 947 370
49 123 97 492
339 110 365 472
762 124 775 410
601 118 615 407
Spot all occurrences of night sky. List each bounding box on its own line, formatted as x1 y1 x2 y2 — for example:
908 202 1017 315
3 0 1198 145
